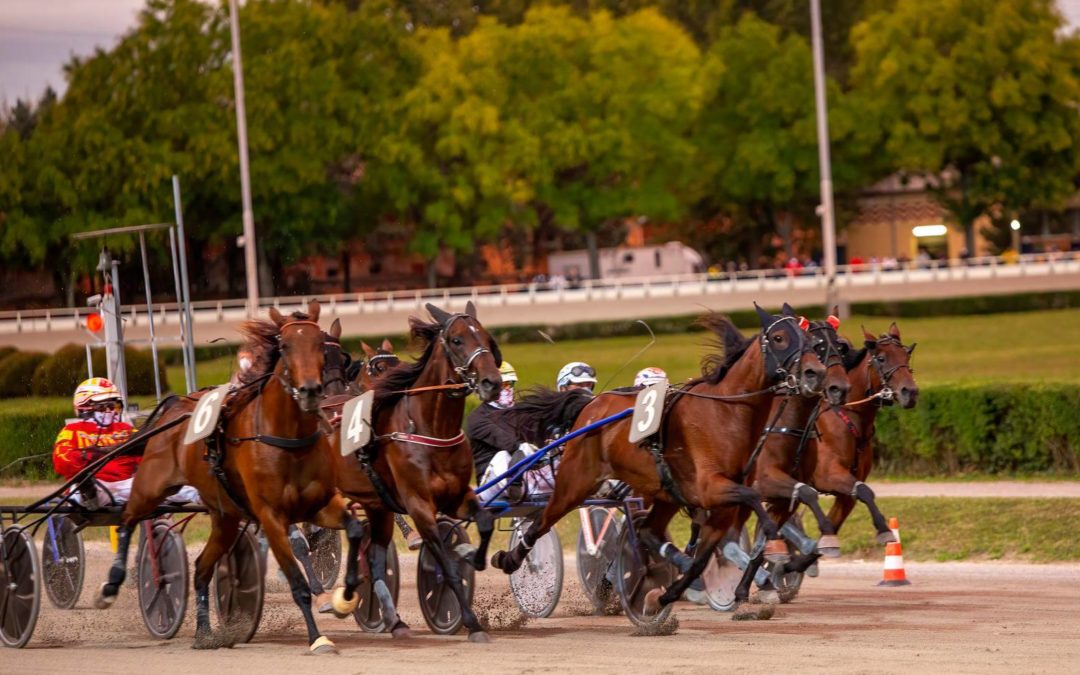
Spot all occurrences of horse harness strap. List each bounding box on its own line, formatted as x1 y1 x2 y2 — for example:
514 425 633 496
354 448 408 515
377 430 466 447
226 430 322 449
831 405 872 475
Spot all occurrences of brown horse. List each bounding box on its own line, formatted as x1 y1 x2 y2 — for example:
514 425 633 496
749 312 852 560
356 338 401 390
491 304 828 617
803 322 918 544
96 301 364 654
335 302 502 642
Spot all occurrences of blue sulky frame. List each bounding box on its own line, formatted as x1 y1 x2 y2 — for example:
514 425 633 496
469 406 647 573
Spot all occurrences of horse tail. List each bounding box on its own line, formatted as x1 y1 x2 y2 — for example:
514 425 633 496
500 387 593 445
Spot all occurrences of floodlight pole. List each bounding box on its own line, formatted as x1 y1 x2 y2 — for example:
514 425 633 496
810 0 840 315
228 0 260 317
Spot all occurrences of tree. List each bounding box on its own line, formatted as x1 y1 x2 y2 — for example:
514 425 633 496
690 14 878 266
850 0 1080 254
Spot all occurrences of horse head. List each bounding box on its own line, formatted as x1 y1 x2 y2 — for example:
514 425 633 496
806 308 851 406
426 301 503 403
862 322 918 409
757 302 824 397
269 300 326 414
321 318 352 396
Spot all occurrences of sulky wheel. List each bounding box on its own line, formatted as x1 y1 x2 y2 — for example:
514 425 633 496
0 527 41 648
353 538 400 633
137 520 188 640
214 527 265 644
509 520 563 619
575 506 623 614
306 525 342 592
699 530 749 612
417 518 474 635
42 515 84 610
613 515 675 628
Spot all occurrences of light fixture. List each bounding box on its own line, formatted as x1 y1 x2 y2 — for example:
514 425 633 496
912 224 947 238
1010 219 1021 231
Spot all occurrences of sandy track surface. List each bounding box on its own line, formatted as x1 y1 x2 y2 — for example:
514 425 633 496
6 542 1080 674
7 481 1080 501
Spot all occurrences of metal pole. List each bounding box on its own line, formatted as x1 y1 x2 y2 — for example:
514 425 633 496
228 0 260 317
167 226 194 394
110 260 130 411
172 176 197 391
138 232 163 402
810 0 840 315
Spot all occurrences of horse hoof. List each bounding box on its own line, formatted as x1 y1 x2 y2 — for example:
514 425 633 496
309 636 338 655
390 622 413 639
732 602 775 621
643 587 665 616
816 534 842 558
806 561 820 578
684 588 708 606
763 540 791 565
454 542 477 560
331 587 359 617
876 530 898 545
468 631 492 644
192 630 218 650
472 552 487 572
94 584 117 610
491 551 514 574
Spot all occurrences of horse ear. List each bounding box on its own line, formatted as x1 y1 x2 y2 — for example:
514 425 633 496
425 303 452 325
888 322 901 340
269 307 287 327
381 338 393 352
306 299 321 323
861 324 876 342
465 300 478 319
906 342 917 356
781 302 796 317
329 318 342 339
754 302 773 328
360 341 376 358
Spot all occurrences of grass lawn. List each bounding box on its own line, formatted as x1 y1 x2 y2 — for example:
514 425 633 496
163 308 1080 392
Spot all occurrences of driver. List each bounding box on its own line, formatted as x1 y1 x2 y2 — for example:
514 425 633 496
633 366 668 388
53 378 199 509
468 361 537 501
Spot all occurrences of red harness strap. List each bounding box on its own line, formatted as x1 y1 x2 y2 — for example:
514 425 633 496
384 431 466 447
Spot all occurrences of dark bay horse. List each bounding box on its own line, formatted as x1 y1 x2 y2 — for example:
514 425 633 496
749 313 851 560
802 322 919 543
96 302 364 654
491 305 827 617
335 302 502 642
357 338 401 389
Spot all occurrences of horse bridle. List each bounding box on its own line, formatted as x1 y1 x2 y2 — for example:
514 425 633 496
808 323 845 370
366 352 399 377
867 335 916 404
272 320 327 405
439 314 492 395
321 337 351 394
760 316 807 393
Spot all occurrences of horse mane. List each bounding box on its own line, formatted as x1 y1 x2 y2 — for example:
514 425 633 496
498 387 593 445
843 342 867 372
371 316 441 410
692 313 755 385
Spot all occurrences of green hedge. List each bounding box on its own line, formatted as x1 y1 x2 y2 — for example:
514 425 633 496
31 343 168 398
0 400 70 479
0 352 49 398
875 384 1080 475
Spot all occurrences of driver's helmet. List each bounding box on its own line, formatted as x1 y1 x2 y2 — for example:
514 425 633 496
499 360 519 384
556 361 597 390
633 366 668 388
73 378 122 421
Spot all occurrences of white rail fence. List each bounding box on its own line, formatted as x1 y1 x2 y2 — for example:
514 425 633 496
2 253 1079 335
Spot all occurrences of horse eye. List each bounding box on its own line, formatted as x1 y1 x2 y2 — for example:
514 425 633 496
452 337 463 346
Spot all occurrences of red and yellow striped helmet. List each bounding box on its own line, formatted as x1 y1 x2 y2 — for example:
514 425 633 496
73 377 121 412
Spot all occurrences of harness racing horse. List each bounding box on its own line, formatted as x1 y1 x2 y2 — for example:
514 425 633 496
335 302 503 642
803 322 918 544
491 305 828 621
356 339 401 391
749 312 851 562
96 302 365 654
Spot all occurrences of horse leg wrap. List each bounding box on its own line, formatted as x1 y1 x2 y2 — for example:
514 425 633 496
851 480 867 498
779 520 817 554
791 482 818 512
373 579 399 628
659 542 694 574
394 513 414 536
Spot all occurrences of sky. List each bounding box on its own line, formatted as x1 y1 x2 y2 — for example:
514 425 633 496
3 0 1080 104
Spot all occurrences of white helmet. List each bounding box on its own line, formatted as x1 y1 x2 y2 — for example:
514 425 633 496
499 360 519 383
557 361 597 390
634 367 668 388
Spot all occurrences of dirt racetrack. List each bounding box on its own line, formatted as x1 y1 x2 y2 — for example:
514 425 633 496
7 543 1079 675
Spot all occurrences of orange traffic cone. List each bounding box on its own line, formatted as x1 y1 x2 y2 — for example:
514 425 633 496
878 517 910 586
